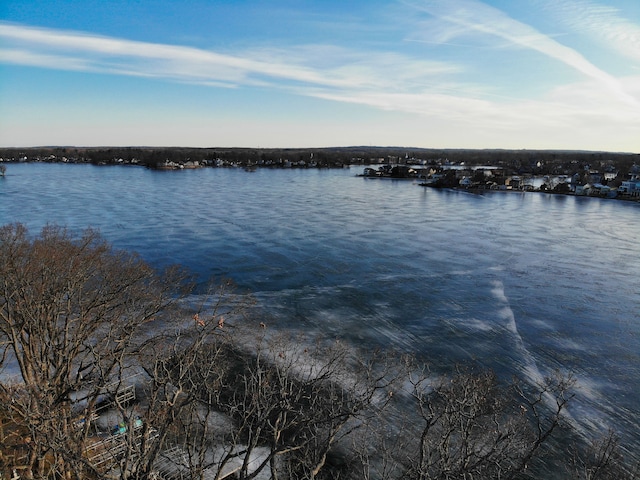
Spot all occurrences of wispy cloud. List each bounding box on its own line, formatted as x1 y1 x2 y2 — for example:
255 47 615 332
0 23 295 88
537 0 640 63
404 0 638 106
0 48 93 72
0 22 456 94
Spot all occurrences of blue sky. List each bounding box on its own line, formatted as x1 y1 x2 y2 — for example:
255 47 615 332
1 1 639 151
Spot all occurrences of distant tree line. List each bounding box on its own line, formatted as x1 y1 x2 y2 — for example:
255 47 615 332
0 146 638 176
1 224 638 479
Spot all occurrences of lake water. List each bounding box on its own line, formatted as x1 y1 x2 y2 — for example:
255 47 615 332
1 163 639 462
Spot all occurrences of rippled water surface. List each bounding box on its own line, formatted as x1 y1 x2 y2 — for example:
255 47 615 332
1 163 639 457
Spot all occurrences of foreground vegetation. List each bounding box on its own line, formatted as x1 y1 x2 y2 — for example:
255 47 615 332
0 224 637 479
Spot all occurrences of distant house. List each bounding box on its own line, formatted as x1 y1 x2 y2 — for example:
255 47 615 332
459 176 473 187
591 183 611 196
569 173 583 191
618 179 640 196
575 184 591 196
455 169 473 180
506 176 521 190
618 165 640 196
587 171 602 184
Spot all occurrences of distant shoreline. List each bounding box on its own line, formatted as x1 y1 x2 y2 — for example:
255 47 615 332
422 184 640 203
3 147 639 204
1 145 638 170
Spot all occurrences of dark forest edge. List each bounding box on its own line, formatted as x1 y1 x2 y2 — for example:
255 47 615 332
1 146 639 173
1 224 638 479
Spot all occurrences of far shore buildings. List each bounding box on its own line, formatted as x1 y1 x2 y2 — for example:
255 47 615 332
617 164 640 197
359 160 640 199
375 162 640 200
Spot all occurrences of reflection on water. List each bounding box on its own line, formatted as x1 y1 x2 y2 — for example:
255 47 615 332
1 163 639 459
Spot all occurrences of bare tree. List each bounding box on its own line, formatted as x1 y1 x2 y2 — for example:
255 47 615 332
0 224 386 480
130 279 249 480
567 430 639 480
137 325 393 480
403 367 528 479
353 363 580 480
508 370 576 477
0 223 188 479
